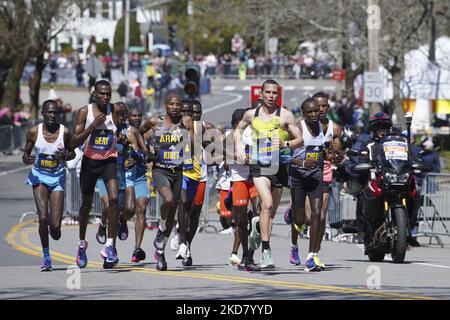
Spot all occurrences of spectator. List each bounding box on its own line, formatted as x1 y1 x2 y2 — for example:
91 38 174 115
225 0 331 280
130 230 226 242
75 61 85 87
49 58 57 84
420 136 441 193
336 94 354 126
145 61 156 88
0 106 13 126
117 80 129 101
206 52 218 76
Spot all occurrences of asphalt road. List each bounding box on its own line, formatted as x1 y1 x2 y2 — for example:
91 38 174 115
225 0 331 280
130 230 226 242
2 80 450 302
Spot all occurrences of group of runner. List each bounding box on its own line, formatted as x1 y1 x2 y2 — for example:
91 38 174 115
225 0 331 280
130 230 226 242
24 79 342 273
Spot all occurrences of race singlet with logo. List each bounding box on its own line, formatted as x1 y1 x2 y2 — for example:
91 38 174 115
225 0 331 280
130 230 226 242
154 122 185 169
251 107 289 167
83 103 118 160
32 123 65 176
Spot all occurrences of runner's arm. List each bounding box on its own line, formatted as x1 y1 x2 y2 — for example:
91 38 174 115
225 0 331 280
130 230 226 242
139 116 158 135
62 127 76 161
22 126 38 164
70 106 93 150
283 110 303 149
233 109 253 163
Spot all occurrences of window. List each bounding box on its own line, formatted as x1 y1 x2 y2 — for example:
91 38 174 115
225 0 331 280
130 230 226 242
102 1 109 19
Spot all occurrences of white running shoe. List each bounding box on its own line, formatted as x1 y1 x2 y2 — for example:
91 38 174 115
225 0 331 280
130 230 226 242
228 253 241 266
176 242 189 260
170 233 180 251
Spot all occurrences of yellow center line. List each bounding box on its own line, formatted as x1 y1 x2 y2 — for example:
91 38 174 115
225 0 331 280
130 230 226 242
6 221 438 300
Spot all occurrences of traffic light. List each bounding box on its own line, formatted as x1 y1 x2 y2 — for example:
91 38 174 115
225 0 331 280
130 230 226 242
184 64 200 98
168 24 177 50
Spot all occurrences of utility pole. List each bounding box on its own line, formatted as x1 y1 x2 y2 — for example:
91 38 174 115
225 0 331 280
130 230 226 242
264 0 269 57
188 0 194 55
368 0 380 114
429 0 436 64
124 0 130 81
336 0 344 100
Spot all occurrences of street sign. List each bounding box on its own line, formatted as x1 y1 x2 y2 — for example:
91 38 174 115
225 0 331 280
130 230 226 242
250 85 283 108
364 71 384 103
332 69 346 81
129 46 145 53
268 37 278 54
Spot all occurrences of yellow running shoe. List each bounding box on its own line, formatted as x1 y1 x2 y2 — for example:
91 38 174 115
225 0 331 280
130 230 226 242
294 223 305 234
314 255 325 271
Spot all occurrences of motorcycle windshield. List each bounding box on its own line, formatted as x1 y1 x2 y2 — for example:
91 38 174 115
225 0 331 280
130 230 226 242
380 136 409 174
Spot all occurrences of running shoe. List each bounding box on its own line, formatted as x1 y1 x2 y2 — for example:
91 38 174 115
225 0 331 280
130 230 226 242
96 223 107 244
131 248 146 263
289 246 301 265
314 255 325 271
249 216 261 251
304 258 321 272
101 246 119 264
294 223 305 234
49 226 61 241
40 258 53 272
260 249 275 270
228 253 241 266
154 251 167 271
170 232 180 251
182 255 193 266
76 240 88 269
176 242 189 260
238 257 261 272
118 219 128 241
153 228 166 251
103 245 118 269
284 205 292 225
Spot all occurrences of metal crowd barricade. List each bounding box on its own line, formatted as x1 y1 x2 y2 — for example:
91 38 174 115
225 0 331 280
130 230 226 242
417 173 450 247
0 125 14 154
65 168 103 217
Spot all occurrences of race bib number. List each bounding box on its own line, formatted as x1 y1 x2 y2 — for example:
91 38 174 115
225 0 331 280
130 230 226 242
258 138 273 165
89 129 114 150
383 141 408 161
305 145 323 161
159 146 183 166
38 153 58 172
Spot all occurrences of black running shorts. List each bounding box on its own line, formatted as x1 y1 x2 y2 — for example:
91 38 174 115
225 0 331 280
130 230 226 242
250 164 289 189
152 166 183 202
291 174 323 209
80 156 117 195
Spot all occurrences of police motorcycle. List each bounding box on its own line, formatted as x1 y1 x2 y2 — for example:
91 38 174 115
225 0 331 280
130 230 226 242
348 113 432 263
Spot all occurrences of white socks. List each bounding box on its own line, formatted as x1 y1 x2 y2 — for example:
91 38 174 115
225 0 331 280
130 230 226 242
106 238 114 247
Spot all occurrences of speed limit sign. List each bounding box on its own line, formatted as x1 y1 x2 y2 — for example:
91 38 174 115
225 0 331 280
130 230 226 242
364 72 384 103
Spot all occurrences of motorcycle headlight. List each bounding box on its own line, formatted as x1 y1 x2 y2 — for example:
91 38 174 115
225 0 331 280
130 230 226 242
385 172 398 183
398 173 410 183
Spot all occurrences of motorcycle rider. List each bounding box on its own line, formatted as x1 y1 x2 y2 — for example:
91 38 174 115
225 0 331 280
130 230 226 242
356 112 420 247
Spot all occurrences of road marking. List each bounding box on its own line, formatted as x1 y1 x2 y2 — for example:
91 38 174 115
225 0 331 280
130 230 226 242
384 256 450 269
284 86 296 91
203 92 243 115
301 86 316 91
242 86 251 91
223 86 236 91
0 166 30 177
6 220 438 300
323 86 336 91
